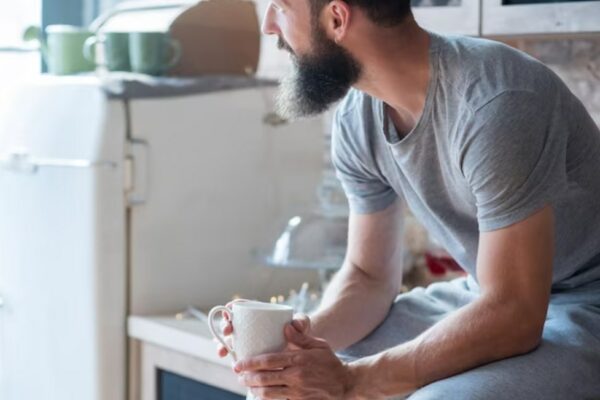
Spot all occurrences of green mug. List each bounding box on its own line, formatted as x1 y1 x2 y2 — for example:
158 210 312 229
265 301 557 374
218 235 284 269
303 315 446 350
128 32 181 76
24 25 96 75
84 32 131 72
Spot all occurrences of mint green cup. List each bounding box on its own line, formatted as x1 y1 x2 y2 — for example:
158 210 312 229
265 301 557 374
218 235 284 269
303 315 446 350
45 25 95 75
128 32 181 76
84 32 131 72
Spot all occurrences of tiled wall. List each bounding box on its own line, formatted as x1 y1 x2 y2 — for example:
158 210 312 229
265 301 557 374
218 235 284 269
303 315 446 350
515 38 600 127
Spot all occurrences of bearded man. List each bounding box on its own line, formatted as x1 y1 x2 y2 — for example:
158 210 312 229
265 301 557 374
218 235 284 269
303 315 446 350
217 1 600 398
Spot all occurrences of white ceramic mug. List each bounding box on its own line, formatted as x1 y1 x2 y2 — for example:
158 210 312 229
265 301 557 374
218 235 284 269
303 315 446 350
208 300 293 361
208 300 293 400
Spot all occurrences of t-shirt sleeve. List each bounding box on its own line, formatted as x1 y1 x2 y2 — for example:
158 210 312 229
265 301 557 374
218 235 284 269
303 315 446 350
331 109 397 214
460 89 568 232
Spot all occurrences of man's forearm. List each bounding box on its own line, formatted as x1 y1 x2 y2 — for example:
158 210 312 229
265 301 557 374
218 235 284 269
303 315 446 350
309 262 399 351
346 295 545 399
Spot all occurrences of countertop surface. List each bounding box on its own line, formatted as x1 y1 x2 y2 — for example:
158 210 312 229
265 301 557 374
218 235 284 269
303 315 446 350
16 74 277 99
128 315 232 368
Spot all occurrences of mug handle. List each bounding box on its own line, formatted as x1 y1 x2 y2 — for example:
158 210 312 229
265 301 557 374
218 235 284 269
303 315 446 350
165 38 182 70
83 36 102 66
208 305 237 361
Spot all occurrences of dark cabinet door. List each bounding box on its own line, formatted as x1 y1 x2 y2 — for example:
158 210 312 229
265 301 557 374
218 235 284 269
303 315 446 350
482 0 600 35
503 0 596 3
159 370 245 400
411 0 463 6
410 0 480 35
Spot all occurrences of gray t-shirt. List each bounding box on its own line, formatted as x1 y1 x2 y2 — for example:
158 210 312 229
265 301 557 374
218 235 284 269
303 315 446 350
332 31 600 289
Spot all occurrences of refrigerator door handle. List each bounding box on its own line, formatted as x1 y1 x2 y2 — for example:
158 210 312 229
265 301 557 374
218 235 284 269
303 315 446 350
126 139 149 206
0 150 117 173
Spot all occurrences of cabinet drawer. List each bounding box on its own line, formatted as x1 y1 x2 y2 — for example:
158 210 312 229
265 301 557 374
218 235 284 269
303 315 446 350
159 370 245 400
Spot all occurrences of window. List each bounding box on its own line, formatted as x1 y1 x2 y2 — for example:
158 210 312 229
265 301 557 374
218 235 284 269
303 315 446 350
0 0 119 92
0 0 42 97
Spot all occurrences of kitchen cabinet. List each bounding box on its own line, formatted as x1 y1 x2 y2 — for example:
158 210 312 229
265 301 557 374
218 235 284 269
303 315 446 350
410 0 600 37
411 0 481 36
482 0 600 36
128 316 248 400
159 371 244 400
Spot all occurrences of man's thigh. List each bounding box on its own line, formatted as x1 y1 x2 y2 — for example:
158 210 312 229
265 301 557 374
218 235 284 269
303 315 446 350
409 303 600 400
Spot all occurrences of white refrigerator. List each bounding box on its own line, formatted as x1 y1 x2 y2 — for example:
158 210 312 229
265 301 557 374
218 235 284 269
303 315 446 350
0 75 323 400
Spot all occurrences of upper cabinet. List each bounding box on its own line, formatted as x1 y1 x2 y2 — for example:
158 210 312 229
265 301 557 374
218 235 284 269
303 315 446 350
411 0 600 37
411 0 481 36
482 0 600 37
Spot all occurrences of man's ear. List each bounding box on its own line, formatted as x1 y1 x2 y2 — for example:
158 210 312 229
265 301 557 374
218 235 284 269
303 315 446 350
321 0 352 43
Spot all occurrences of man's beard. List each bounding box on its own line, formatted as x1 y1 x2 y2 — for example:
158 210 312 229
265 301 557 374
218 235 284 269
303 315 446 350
275 29 362 120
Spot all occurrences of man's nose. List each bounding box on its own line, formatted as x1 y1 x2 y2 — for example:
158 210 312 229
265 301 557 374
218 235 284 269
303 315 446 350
261 5 280 36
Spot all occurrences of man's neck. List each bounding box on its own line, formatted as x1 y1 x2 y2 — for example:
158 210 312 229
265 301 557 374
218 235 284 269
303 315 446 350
352 20 432 133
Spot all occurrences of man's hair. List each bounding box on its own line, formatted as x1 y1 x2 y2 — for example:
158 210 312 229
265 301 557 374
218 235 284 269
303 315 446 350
309 0 412 27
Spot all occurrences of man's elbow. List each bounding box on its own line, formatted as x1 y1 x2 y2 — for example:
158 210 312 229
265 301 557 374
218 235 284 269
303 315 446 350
484 294 547 357
509 302 546 355
515 323 544 354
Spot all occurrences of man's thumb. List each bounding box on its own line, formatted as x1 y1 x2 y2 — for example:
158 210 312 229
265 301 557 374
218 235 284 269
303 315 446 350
291 314 311 334
285 321 322 349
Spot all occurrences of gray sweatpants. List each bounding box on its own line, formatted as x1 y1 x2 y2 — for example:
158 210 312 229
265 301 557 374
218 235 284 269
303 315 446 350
336 277 600 400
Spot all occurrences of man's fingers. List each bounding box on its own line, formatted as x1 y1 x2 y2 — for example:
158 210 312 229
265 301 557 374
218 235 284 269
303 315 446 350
284 324 328 350
250 385 291 400
214 336 233 357
240 369 289 387
220 319 233 335
217 344 229 357
235 352 296 372
291 313 311 334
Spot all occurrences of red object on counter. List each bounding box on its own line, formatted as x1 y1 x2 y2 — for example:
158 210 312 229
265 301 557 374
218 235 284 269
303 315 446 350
424 252 465 276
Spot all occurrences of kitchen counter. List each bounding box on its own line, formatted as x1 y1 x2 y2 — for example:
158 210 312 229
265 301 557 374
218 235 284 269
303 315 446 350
128 316 246 399
128 316 229 366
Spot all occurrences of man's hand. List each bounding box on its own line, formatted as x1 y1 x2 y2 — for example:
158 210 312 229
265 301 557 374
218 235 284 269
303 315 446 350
234 317 354 400
283 314 311 351
216 306 314 358
215 300 243 358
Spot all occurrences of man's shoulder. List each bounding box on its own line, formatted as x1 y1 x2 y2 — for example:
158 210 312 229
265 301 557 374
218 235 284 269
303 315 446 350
336 88 374 120
435 33 558 111
331 89 383 159
332 89 380 137
437 33 530 70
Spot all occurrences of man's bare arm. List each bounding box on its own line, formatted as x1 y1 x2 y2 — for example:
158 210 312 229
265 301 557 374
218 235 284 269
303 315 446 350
347 205 554 398
310 200 405 351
